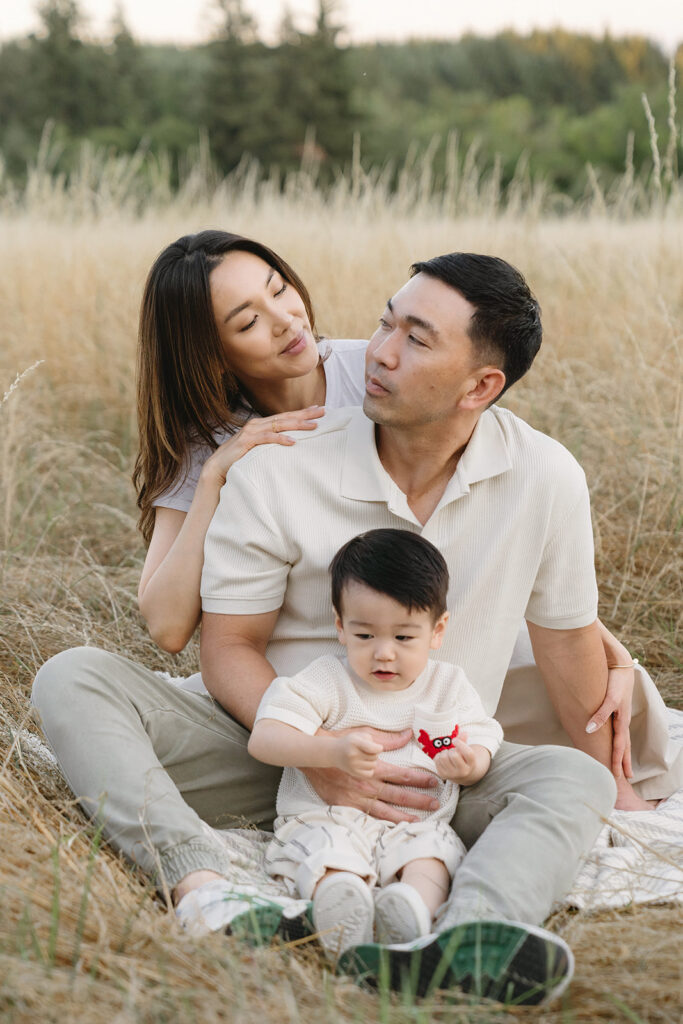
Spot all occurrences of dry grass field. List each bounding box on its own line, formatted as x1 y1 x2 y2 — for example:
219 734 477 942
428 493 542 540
1 148 682 1022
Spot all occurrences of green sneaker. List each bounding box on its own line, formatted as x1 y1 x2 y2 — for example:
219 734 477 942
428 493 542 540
338 919 574 1005
276 902 316 944
176 879 314 947
228 901 285 945
230 900 315 946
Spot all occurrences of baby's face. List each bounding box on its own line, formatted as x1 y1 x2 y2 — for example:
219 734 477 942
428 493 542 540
335 581 447 692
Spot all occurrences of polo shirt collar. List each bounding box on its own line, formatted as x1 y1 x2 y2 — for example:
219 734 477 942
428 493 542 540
340 409 388 501
441 406 512 502
340 406 512 513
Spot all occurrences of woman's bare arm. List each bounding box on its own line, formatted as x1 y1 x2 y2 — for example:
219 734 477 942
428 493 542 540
587 619 636 778
138 481 219 653
527 619 652 810
137 407 323 653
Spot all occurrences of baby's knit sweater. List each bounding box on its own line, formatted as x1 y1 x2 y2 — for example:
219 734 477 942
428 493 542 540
254 654 503 823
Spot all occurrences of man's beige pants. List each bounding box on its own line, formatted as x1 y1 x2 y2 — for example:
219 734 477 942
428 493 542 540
32 646 617 927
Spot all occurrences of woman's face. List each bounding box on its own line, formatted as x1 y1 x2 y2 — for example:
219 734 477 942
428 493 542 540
210 250 319 386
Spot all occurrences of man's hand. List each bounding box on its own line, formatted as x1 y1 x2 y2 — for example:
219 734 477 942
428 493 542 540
334 731 383 778
434 735 491 785
303 727 440 824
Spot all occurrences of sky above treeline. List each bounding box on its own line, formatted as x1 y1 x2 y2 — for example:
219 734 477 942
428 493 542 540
1 0 681 51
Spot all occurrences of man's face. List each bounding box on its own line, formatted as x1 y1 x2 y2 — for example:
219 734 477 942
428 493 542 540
363 272 483 428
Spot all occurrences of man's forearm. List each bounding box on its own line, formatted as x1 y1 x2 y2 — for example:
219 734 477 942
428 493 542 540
527 620 614 769
201 639 275 729
199 610 280 730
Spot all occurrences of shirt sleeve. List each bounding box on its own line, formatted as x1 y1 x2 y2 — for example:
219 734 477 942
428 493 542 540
153 412 254 512
152 448 206 512
525 469 599 630
201 463 292 614
254 661 338 735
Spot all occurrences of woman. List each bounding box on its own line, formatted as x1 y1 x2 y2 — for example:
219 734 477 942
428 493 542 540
134 230 365 655
32 230 677 928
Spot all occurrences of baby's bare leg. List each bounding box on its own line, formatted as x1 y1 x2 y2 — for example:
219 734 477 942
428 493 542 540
400 857 450 918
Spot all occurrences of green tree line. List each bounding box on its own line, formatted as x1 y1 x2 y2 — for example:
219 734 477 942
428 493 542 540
0 0 680 195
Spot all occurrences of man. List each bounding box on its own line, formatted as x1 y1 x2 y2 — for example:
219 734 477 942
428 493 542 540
196 254 621 1002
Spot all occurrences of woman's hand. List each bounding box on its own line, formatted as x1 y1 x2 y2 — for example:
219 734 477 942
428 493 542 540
201 405 324 486
303 727 440 823
586 620 635 779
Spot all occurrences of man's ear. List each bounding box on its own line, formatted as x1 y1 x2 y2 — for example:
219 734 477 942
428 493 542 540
459 367 506 410
429 611 449 650
334 613 347 647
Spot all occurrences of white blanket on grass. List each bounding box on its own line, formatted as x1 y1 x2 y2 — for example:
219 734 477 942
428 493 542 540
559 708 683 911
15 710 683 913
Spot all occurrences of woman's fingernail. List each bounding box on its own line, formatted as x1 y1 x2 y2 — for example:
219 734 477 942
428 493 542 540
586 722 598 734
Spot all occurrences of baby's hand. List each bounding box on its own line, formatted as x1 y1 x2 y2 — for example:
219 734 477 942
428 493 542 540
336 731 383 779
434 736 489 784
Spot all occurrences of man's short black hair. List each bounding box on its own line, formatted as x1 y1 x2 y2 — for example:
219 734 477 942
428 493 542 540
330 529 449 621
410 253 542 398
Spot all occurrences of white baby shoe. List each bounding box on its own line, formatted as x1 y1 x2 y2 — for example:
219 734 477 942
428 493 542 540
374 882 432 944
313 872 374 958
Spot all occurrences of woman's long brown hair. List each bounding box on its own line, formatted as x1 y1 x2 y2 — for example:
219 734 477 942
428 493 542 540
133 230 318 544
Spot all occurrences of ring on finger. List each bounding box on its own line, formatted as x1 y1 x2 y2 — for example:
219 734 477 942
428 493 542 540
272 419 280 433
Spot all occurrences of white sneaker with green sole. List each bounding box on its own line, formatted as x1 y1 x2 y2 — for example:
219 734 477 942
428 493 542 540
338 918 574 1005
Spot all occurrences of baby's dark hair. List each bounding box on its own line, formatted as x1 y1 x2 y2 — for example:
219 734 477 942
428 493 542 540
329 529 449 621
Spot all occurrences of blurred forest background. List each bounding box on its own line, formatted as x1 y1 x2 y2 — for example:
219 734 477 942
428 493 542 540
1 0 681 197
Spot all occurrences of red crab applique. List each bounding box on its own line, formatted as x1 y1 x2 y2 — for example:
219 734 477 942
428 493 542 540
417 725 459 759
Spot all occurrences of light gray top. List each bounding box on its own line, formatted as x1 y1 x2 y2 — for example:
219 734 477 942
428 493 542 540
154 338 367 512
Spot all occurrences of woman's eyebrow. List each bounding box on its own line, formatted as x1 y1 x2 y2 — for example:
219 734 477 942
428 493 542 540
224 268 278 323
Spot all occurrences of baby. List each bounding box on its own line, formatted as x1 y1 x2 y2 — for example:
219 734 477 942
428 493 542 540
248 528 503 957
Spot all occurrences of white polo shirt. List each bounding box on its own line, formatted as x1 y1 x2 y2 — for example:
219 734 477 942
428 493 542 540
201 406 598 716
